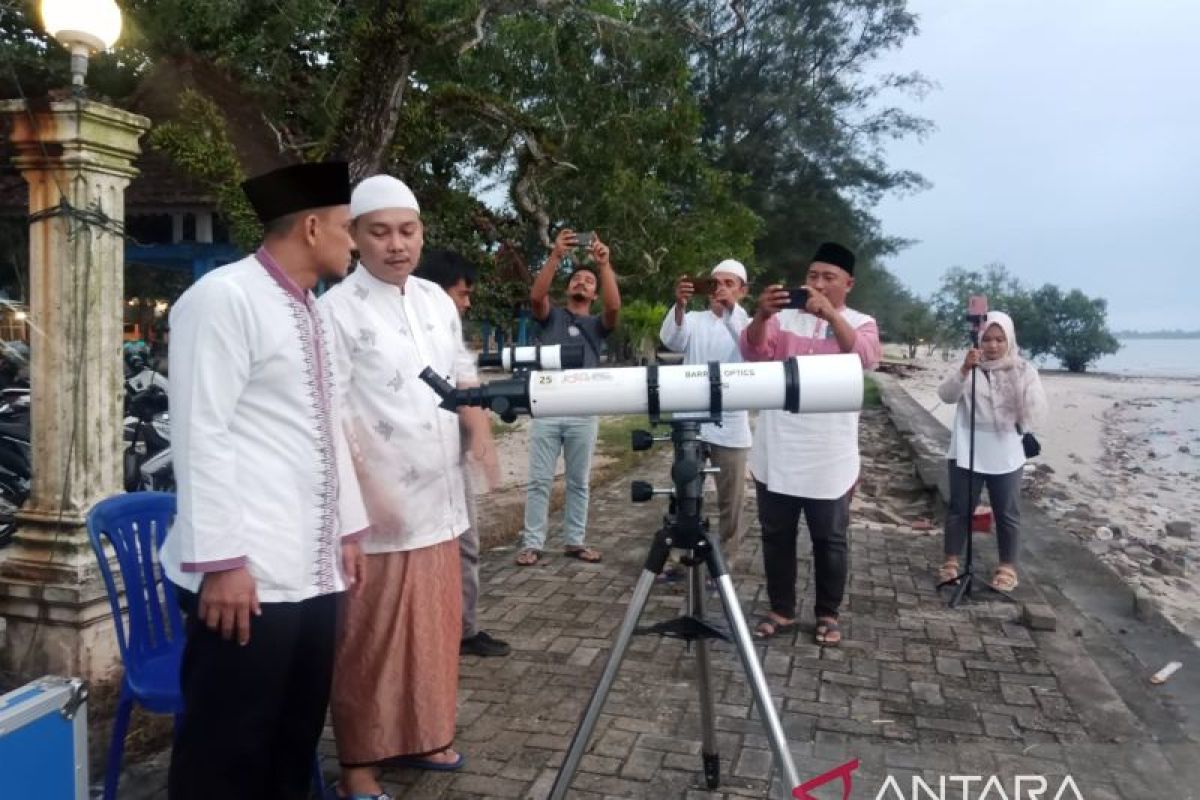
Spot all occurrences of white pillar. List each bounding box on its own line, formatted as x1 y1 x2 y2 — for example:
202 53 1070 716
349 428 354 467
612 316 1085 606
0 98 149 680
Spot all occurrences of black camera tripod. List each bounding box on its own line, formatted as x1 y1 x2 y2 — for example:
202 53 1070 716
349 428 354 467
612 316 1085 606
548 418 801 799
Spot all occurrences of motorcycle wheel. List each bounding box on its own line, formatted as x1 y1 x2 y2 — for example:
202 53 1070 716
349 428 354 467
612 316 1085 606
0 483 22 547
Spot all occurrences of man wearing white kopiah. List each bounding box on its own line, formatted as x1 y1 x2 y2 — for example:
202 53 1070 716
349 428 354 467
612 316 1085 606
321 175 497 798
160 161 369 800
659 259 752 574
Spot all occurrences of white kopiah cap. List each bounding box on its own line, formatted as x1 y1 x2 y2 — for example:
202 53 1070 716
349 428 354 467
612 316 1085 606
350 174 421 219
711 259 747 283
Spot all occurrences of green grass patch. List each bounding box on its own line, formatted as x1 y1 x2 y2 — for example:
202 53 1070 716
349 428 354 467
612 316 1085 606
863 374 882 407
596 415 655 473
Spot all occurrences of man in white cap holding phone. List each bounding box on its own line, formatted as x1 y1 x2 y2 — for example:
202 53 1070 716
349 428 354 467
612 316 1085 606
659 259 752 575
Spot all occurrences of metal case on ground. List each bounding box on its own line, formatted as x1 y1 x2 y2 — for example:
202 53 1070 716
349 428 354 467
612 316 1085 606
0 675 89 799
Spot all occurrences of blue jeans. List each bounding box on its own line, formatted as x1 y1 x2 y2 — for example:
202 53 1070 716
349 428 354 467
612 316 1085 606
520 416 599 551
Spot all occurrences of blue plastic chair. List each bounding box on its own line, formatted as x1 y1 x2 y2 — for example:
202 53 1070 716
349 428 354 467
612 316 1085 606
87 492 330 799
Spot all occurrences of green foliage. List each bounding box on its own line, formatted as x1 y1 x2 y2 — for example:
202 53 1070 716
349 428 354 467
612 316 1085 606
608 299 670 364
929 263 1120 372
863 374 882 407
147 91 261 250
894 302 937 357
1 0 931 330
684 0 932 272
1042 288 1119 372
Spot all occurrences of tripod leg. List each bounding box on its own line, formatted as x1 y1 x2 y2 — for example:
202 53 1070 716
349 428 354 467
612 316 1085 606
688 561 720 789
704 542 802 796
549 566 659 800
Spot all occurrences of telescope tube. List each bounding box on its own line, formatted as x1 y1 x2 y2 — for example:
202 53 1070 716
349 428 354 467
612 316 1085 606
524 354 862 417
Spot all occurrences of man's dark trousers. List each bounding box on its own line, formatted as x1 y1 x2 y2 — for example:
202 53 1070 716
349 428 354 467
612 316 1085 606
168 590 337 800
755 480 851 620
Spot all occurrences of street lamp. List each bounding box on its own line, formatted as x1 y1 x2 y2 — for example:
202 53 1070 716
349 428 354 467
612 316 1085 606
40 0 123 92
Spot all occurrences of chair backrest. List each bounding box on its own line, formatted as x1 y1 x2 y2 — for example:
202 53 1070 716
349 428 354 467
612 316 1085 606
86 492 183 672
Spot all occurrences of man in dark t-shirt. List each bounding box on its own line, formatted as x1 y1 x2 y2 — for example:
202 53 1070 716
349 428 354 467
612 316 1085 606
515 228 621 566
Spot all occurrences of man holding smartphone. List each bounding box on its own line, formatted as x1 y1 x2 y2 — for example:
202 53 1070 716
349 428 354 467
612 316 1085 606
515 228 621 566
739 242 881 647
659 259 752 574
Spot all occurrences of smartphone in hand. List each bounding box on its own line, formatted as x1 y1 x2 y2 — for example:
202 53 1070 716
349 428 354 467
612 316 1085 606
575 231 594 249
785 287 810 309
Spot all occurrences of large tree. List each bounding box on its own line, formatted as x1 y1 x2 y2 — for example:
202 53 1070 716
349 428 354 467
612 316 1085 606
681 0 932 273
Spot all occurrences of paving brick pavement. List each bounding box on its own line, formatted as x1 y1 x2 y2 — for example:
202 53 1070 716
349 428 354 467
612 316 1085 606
116 408 1199 799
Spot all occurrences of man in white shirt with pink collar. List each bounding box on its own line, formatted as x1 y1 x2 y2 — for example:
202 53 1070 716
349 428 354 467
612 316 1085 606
739 242 881 648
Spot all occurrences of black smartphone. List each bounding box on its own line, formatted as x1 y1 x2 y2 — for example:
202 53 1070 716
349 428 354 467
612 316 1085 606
690 276 715 295
785 287 810 309
575 232 594 249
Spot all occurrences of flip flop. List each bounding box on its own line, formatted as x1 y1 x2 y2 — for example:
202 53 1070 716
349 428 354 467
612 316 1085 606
515 548 542 566
391 751 466 772
815 619 842 647
753 615 798 639
564 546 602 563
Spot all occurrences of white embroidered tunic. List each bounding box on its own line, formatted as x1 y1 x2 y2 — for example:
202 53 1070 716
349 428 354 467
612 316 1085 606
320 267 475 554
658 305 753 449
161 250 370 603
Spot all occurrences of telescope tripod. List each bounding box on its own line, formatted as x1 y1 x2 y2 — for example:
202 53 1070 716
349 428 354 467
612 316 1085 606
548 420 800 799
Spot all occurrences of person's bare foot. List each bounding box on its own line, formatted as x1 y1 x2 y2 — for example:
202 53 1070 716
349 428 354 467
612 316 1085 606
339 766 382 798
425 749 460 765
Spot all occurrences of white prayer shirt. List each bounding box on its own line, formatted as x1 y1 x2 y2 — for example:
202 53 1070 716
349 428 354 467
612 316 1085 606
938 370 1026 475
320 267 475 554
161 252 370 603
658 305 752 448
742 308 881 499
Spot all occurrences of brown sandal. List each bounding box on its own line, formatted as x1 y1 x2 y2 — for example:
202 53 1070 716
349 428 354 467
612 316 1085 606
938 558 961 585
991 565 1019 592
515 548 542 566
753 614 798 639
815 618 843 647
564 546 602 563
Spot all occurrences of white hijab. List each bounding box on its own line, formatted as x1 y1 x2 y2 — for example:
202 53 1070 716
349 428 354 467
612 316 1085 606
977 311 1047 431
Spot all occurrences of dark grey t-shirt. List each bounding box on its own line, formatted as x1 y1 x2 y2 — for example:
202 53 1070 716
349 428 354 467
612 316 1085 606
536 307 609 368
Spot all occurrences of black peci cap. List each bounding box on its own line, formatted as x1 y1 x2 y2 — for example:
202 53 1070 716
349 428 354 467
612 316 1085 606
241 162 351 224
812 241 856 274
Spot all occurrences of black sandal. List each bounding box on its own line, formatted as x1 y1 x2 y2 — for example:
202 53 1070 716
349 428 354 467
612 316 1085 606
815 619 842 647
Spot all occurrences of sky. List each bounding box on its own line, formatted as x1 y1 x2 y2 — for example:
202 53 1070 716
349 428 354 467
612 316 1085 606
870 0 1200 331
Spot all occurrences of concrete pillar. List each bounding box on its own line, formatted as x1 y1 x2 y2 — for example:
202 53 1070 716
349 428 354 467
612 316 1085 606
0 98 149 680
171 211 184 243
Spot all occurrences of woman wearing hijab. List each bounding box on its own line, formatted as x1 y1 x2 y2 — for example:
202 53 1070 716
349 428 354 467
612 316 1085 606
936 311 1048 591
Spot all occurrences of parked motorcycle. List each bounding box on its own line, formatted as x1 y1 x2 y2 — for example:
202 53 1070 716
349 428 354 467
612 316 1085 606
0 361 173 547
0 388 30 546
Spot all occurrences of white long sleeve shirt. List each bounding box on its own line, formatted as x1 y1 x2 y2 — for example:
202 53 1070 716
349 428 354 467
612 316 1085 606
320 267 475 554
659 305 752 448
937 369 1025 475
161 251 370 603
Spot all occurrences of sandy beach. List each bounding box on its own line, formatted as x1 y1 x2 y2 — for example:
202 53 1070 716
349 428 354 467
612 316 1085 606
886 346 1200 642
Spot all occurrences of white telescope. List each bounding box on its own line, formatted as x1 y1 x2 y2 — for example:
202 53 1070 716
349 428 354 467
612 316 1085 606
477 342 584 371
421 353 864 421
